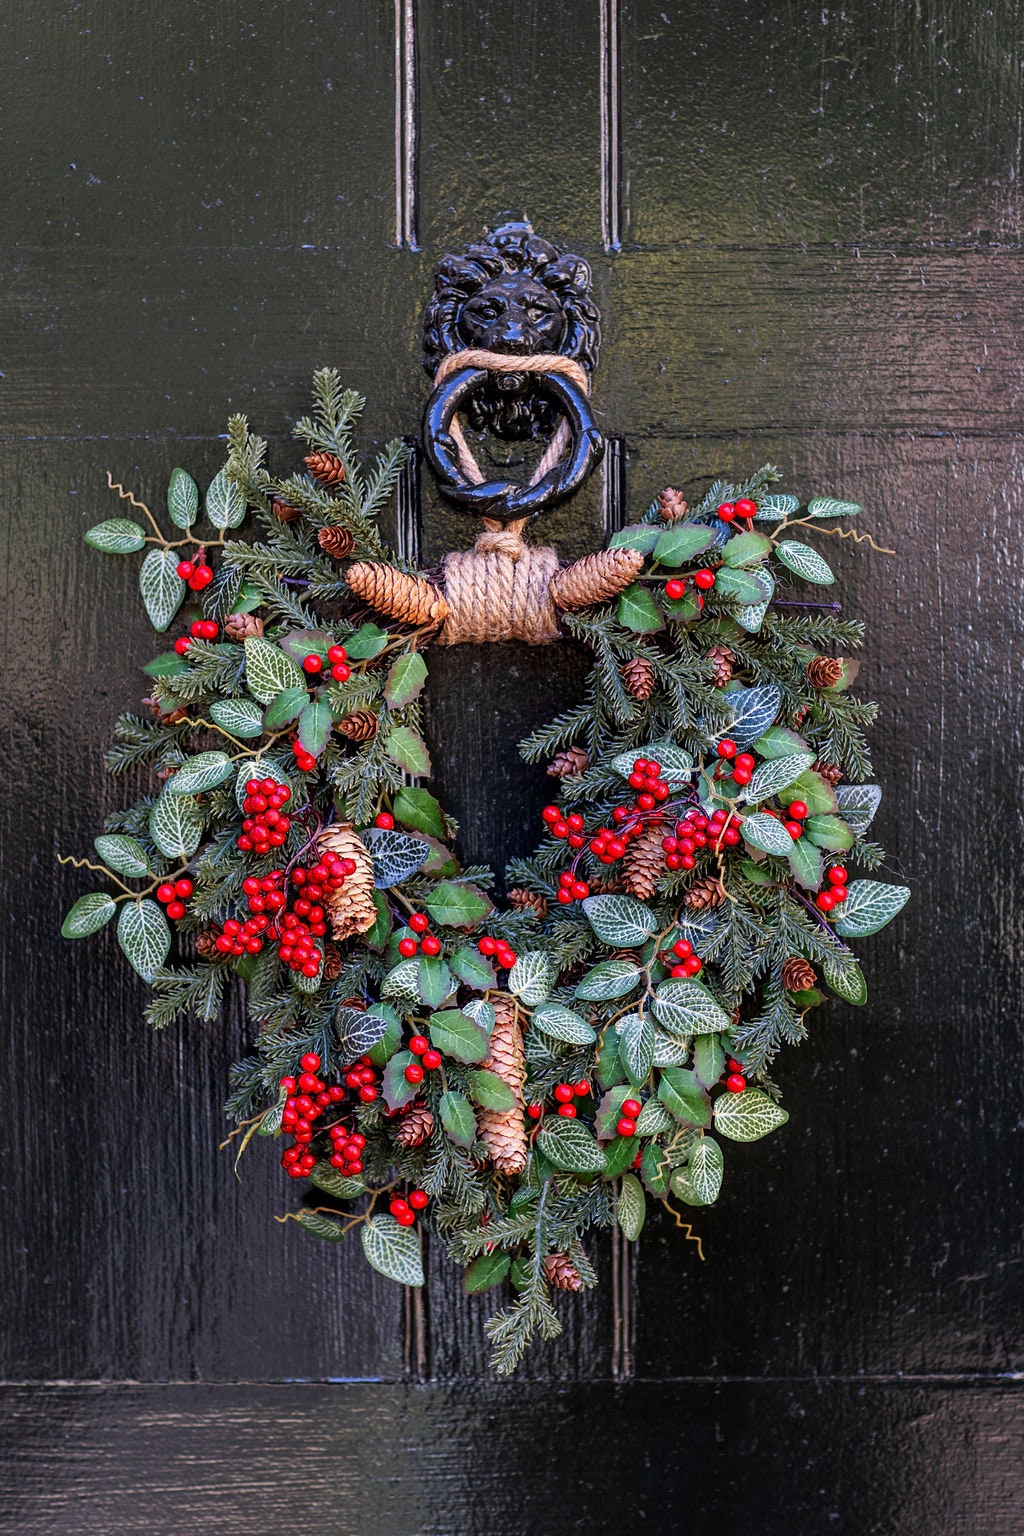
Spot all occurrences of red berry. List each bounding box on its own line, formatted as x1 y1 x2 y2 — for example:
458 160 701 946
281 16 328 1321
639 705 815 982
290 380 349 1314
156 883 176 904
477 936 498 956
541 805 561 824
735 753 756 772
571 881 589 900
408 1189 429 1210
358 1085 377 1103
665 578 686 600
684 955 703 976
717 502 736 522
622 1098 642 1117
327 644 348 664
190 620 205 638
694 568 716 590
672 939 693 959
717 738 737 758
572 1081 590 1097
174 878 194 898
302 653 323 673
788 801 808 820
785 821 804 839
165 900 186 920
409 1035 429 1056
616 1117 637 1137
389 1198 410 1218
725 1074 747 1094
192 564 213 588
816 890 835 912
395 1208 416 1227
734 497 757 519
397 936 418 958
331 663 351 682
556 888 574 905
828 865 848 885
527 1103 543 1119
554 1083 574 1103
404 1062 424 1084
557 1102 577 1118
174 636 191 655
176 560 194 579
374 812 394 829
420 935 441 956
409 913 430 933
830 884 848 903
422 1049 442 1070
731 766 752 785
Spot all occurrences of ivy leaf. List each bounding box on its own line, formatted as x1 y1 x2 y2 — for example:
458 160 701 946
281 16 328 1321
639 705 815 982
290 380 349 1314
582 894 658 947
61 891 117 938
361 828 431 888
775 540 835 584
450 946 495 991
298 698 333 757
652 522 717 566
713 1088 789 1141
417 955 452 1009
609 522 662 553
693 1034 726 1089
804 814 854 851
617 1172 646 1240
343 622 389 660
617 582 664 634
116 899 171 981
788 770 839 816
532 1002 596 1045
742 752 815 805
205 466 247 529
84 519 147 554
687 1137 724 1203
425 880 492 929
336 1004 392 1065
262 687 308 729
726 685 782 749
741 812 795 856
807 496 860 519
467 1069 516 1111
385 726 432 776
393 785 447 839
244 637 305 703
149 788 203 858
209 698 264 738
428 1008 489 1064
166 468 199 529
574 959 642 1001
834 784 882 835
721 529 772 567
277 629 332 665
464 1253 512 1294
787 835 824 892
384 651 428 708
536 1117 606 1175
508 950 555 1005
143 651 189 678
167 751 235 795
831 880 910 938
361 1214 424 1287
658 1067 712 1126
620 1013 655 1086
138 547 186 631
821 951 868 1005
93 834 149 879
439 1089 477 1147
382 1051 419 1111
652 980 731 1038
754 493 800 521
714 567 768 605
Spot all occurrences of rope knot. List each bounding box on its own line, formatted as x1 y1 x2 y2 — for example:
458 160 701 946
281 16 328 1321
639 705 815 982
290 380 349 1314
474 519 527 561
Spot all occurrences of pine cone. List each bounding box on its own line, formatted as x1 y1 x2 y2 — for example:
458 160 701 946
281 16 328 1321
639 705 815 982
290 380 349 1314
339 994 366 1010
781 956 817 993
395 1102 435 1148
623 824 667 901
550 547 646 612
156 765 178 783
476 995 527 1176
657 487 689 522
335 709 378 743
792 706 810 729
305 450 346 487
507 888 548 920
547 745 590 778
706 643 735 687
315 826 377 941
346 561 449 627
813 759 843 786
195 930 219 958
806 656 844 689
322 943 344 982
620 656 655 700
318 525 355 560
142 696 189 725
684 876 726 912
224 612 264 641
272 495 300 523
544 1252 584 1292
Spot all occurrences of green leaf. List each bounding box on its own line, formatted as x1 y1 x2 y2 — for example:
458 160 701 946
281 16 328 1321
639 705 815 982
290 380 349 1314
582 894 658 947
205 466 247 529
620 1013 655 1086
532 1002 596 1045
277 629 331 665
116 899 171 981
743 752 815 805
635 1096 674 1135
831 880 910 938
298 698 333 757
382 1051 419 1111
93 834 149 879
641 1141 673 1196
244 637 305 704
617 1172 646 1240
807 496 860 519
385 726 432 777
595 1086 632 1139
149 787 203 858
754 493 800 521
439 1089 477 1147
361 1214 424 1286
787 835 824 892
601 1133 638 1179
775 540 835 584
693 1034 726 1089
428 1008 489 1064
669 1168 705 1205
143 651 189 678
309 1165 365 1201
652 522 717 566
363 1002 401 1063
714 1088 789 1141
263 686 308 729
658 1067 712 1126
508 950 555 1005
343 622 389 660
804 814 855 851
336 1004 393 1065
297 1210 347 1242
536 1117 606 1175
393 785 447 839
652 1029 690 1067
611 740 693 783
167 751 235 794
61 891 117 938
727 685 782 749
166 468 199 529
450 946 495 991
464 1252 511 1294
821 952 868 1005
714 567 768 605
653 980 731 1038
741 812 795 855
617 582 664 634
364 891 394 954
468 1069 517 1111
461 998 495 1034
789 770 839 816
84 518 147 554
361 827 430 888
209 698 264 738
834 784 882 835
380 958 421 1005
721 529 772 567
425 880 492 929
575 958 642 1001
417 955 452 1009
609 523 662 553
688 1136 724 1203
138 547 186 631
752 726 809 760
384 651 428 708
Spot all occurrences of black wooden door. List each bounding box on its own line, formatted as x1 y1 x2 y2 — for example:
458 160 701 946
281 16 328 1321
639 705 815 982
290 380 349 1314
4 4 1021 1532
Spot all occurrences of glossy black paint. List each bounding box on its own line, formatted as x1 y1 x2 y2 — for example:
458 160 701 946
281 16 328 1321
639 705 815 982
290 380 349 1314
2 2 1022 1532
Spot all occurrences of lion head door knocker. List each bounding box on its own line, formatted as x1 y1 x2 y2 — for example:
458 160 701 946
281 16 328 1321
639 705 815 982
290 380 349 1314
346 221 644 644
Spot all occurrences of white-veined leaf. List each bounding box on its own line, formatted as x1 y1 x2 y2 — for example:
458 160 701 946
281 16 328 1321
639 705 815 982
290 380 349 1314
821 950 868 1005
575 958 642 1001
726 685 782 749
61 891 117 938
742 752 815 805
361 827 431 888
84 519 147 553
834 783 882 835
167 751 235 795
508 950 555 1005
620 1012 655 1084
617 1172 646 1240
116 899 171 981
208 698 264 738
532 1002 596 1045
775 540 835 585
687 1137 724 1202
205 466 247 529
807 496 861 519
652 980 731 1038
741 812 795 855
138 547 186 631
753 492 800 521
713 1088 789 1141
93 834 149 878
149 788 204 858
243 636 305 703
611 741 693 783
536 1117 606 1174
166 468 199 529
831 880 910 938
360 1215 424 1286
336 1005 392 1064
582 894 658 947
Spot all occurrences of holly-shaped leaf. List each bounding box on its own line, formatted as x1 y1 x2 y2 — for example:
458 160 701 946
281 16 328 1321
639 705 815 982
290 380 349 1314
149 787 203 858
831 880 910 938
343 622 389 660
138 547 186 631
803 814 854 852
384 651 428 708
439 1089 477 1147
617 582 664 634
262 687 308 729
116 899 171 981
425 880 492 929
449 946 496 991
617 1172 646 1240
721 529 772 567
657 1067 712 1126
93 834 149 879
61 891 117 938
298 698 333 757
166 468 199 529
427 1008 489 1064
244 637 305 704
787 835 824 892
360 1214 424 1286
714 567 768 605
84 519 147 554
714 1088 788 1141
393 785 447 839
385 726 432 777
205 466 247 529
582 894 658 947
382 1051 419 1111
464 1253 512 1294
467 1069 517 1111
508 950 555 1005
652 522 717 566
595 1086 633 1139
417 955 452 1009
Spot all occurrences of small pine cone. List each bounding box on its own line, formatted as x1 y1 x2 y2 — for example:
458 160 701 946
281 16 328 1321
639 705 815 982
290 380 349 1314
335 709 378 743
142 696 189 725
806 655 844 689
395 1103 435 1149
156 765 178 783
547 745 590 778
224 611 264 641
305 450 347 487
339 995 367 1010
550 547 646 612
657 487 689 522
792 706 810 729
346 561 449 627
608 949 641 962
194 930 219 959
272 495 300 523
476 995 527 1176
623 824 667 901
706 643 735 687
322 943 344 982
318 524 355 560
684 876 726 912
544 1252 584 1292
315 826 377 941
620 656 655 700
781 956 817 993
507 888 548 920
814 759 843 786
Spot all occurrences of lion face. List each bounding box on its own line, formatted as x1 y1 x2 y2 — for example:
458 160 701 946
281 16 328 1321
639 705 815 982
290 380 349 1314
457 274 568 357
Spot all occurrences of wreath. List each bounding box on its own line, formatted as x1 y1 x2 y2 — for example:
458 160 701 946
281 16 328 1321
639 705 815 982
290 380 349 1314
62 369 908 1374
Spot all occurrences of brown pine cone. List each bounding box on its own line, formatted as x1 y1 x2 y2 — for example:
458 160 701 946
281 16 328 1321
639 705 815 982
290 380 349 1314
683 876 726 912
395 1103 435 1148
544 1252 584 1292
657 487 689 522
507 888 548 920
781 956 817 993
305 450 347 487
272 495 300 523
806 656 844 689
335 709 378 743
322 943 344 982
339 994 366 1010
623 824 667 901
792 706 810 729
318 525 355 560
550 547 645 612
706 643 735 687
813 759 843 786
194 930 219 958
547 745 590 778
620 656 655 700
156 765 178 783
142 696 189 725
224 612 264 641
346 561 449 627
315 827 377 940
476 995 527 1176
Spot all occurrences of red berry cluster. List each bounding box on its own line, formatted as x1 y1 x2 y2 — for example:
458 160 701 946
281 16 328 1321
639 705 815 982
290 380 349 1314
477 935 519 970
815 864 849 912
723 1058 747 1093
556 870 591 905
156 875 193 922
783 799 809 838
404 1034 443 1080
526 1079 590 1120
616 1097 643 1137
397 911 442 958
665 566 716 601
211 846 354 972
174 618 220 654
279 1052 375 1179
301 643 351 682
663 805 740 871
541 804 587 847
175 553 214 590
657 935 704 978
389 1190 428 1226
715 738 756 785
716 498 757 524
236 777 292 854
